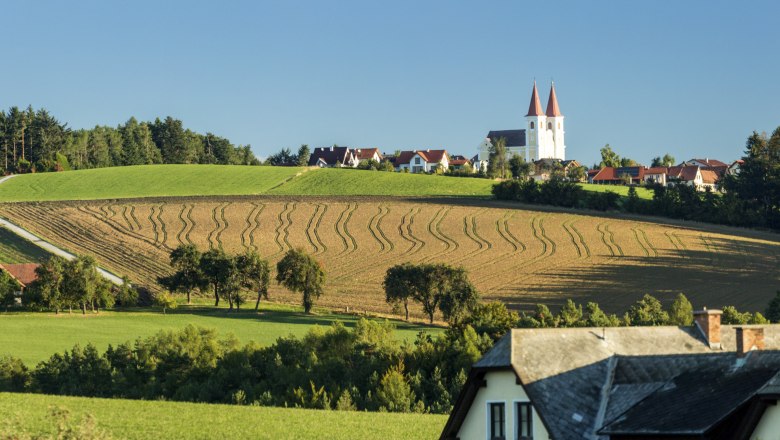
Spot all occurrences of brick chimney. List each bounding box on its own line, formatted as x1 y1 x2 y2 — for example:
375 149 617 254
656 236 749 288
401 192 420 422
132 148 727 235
694 308 722 349
736 327 765 358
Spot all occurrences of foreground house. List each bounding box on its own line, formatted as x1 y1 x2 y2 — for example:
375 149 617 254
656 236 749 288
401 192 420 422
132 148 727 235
353 148 383 164
588 166 645 185
0 263 39 301
441 309 780 440
394 149 450 173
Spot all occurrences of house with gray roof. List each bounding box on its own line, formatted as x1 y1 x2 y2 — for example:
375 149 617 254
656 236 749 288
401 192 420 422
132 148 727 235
440 308 780 440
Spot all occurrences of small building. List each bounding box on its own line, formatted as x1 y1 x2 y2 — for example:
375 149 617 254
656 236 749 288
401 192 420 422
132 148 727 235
441 308 780 440
395 149 450 173
0 263 39 303
353 148 383 164
307 146 358 168
589 166 645 185
643 166 669 185
729 159 744 176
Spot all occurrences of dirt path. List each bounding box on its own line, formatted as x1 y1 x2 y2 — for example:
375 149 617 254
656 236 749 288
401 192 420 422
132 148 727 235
0 175 17 185
0 217 124 285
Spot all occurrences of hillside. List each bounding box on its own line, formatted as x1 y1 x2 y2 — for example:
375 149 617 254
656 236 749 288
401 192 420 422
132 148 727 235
0 393 447 439
2 196 777 316
0 304 438 366
0 226 50 263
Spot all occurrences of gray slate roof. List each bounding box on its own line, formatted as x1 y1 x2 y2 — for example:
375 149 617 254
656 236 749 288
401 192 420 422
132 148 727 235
487 130 526 147
469 325 780 440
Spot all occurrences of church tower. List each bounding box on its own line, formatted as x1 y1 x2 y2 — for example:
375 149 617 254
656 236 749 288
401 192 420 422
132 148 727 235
525 81 546 161
545 82 565 160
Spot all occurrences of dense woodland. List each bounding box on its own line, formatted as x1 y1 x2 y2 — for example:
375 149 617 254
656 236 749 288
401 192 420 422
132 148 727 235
0 106 259 174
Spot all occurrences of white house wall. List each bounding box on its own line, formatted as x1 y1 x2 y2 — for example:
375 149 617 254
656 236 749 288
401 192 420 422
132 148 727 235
751 403 780 440
458 370 550 440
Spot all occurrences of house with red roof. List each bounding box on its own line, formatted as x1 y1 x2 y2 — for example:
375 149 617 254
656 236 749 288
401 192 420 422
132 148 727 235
589 166 645 185
353 148 383 164
394 149 450 173
0 263 39 301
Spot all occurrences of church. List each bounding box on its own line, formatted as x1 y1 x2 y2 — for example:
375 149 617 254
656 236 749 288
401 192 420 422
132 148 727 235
477 81 566 168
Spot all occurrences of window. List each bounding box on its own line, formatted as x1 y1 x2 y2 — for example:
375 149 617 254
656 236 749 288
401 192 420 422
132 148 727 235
547 122 552 129
489 402 506 440
415 157 421 164
558 122 561 129
516 402 533 440
530 121 535 129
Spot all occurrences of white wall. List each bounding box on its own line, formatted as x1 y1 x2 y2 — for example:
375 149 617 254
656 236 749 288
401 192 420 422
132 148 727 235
751 403 780 440
458 370 550 440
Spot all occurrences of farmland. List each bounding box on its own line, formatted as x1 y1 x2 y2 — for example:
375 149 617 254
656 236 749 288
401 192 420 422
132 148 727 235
0 393 448 439
2 196 777 316
0 304 438 366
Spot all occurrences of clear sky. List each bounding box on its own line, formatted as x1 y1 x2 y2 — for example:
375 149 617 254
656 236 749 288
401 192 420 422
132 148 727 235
2 0 778 165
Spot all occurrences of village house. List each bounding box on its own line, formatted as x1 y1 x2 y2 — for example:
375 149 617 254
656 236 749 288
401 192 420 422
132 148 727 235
441 308 780 440
588 166 645 185
307 146 358 168
449 155 473 172
591 165 720 191
394 149 450 173
530 159 582 181
0 263 39 304
353 148 383 164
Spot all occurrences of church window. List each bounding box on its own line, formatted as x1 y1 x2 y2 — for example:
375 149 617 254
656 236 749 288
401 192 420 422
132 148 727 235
530 122 534 129
558 122 561 129
547 122 552 129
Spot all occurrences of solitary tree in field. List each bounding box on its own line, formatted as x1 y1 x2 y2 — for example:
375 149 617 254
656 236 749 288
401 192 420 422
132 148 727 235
159 244 204 304
199 248 233 307
384 263 418 321
235 250 271 311
276 249 325 314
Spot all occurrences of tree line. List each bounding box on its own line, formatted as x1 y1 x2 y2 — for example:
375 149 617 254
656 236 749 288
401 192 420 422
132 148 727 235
0 106 260 174
160 245 325 313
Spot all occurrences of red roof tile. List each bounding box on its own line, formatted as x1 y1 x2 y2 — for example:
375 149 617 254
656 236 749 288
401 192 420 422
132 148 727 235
645 167 668 174
700 169 719 184
526 82 544 117
545 83 562 117
354 148 381 161
1 263 39 287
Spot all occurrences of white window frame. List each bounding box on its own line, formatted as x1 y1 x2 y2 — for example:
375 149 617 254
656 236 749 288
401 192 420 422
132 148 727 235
486 400 507 440
513 399 533 440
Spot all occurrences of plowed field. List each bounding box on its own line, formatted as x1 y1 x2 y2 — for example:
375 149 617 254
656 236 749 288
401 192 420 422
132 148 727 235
2 197 778 318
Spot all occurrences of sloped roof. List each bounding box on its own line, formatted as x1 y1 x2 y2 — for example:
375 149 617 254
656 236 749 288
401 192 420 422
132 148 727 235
690 158 728 167
442 325 780 440
526 82 544 116
545 83 562 117
396 150 448 165
487 130 526 147
700 169 720 184
353 148 381 161
308 146 353 166
0 263 39 287
645 166 668 174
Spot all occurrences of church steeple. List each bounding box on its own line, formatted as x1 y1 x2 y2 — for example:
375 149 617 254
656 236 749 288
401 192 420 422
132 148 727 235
545 82 562 117
526 81 544 116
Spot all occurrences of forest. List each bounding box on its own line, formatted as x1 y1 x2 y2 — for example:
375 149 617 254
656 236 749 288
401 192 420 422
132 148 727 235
0 106 259 174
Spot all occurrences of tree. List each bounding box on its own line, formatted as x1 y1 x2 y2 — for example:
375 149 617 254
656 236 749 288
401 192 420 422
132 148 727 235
384 263 418 321
567 165 586 182
584 302 620 327
558 299 583 327
487 137 508 179
668 293 693 326
376 363 415 412
60 256 102 314
437 267 480 326
25 256 66 312
651 154 675 167
160 244 203 304
235 250 271 311
765 291 780 323
155 291 178 314
114 276 139 307
626 294 669 326
199 248 234 307
296 145 311 167
508 154 532 179
599 144 621 168
0 270 19 311
276 249 325 313
461 302 519 341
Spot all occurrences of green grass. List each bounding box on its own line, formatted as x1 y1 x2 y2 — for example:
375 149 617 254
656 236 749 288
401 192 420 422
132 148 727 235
0 303 440 366
0 165 306 201
580 183 654 199
269 168 496 197
0 227 50 263
0 393 448 440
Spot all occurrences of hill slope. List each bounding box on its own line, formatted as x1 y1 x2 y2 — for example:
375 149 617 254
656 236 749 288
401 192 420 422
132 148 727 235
0 393 447 440
3 196 777 316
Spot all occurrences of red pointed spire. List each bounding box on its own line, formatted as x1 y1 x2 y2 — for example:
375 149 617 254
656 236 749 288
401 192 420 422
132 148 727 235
546 82 562 117
526 81 544 117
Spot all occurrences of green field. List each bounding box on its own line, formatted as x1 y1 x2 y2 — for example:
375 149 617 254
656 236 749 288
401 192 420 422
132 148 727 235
0 393 447 440
580 183 654 199
0 227 50 263
0 304 440 366
0 165 306 201
268 168 496 196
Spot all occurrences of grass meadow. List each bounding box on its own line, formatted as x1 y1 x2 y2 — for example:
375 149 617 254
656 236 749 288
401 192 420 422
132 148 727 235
0 392 448 439
0 303 440 366
0 226 50 263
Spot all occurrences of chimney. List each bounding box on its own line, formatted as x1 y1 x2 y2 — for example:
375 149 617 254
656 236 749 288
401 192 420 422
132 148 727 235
694 307 722 349
736 327 765 358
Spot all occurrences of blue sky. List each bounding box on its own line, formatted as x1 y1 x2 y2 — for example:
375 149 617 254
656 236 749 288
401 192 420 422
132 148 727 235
2 0 778 165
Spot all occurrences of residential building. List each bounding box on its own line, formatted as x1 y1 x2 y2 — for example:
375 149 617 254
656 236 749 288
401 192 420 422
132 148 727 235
530 159 582 181
353 148 383 164
394 149 450 173
449 155 473 172
589 166 645 185
441 308 780 440
307 146 358 168
477 82 566 169
0 263 39 303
